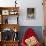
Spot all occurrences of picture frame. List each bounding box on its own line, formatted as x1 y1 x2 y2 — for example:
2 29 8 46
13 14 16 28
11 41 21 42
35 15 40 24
27 8 35 19
2 10 9 15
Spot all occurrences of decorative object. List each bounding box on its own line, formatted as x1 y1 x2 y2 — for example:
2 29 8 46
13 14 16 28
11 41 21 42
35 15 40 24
2 10 9 15
1 28 19 41
2 16 8 24
9 10 18 15
13 32 18 41
27 8 35 19
5 18 8 24
14 28 17 32
2 28 13 41
15 0 17 7
13 28 18 41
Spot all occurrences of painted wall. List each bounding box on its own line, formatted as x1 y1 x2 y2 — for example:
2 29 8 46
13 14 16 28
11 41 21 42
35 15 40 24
18 0 44 26
0 0 44 26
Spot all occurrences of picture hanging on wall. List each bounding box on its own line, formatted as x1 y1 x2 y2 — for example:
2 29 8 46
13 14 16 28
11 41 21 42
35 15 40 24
27 8 35 19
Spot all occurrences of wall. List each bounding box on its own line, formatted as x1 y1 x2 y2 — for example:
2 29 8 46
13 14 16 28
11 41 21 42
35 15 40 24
18 0 44 26
0 0 44 26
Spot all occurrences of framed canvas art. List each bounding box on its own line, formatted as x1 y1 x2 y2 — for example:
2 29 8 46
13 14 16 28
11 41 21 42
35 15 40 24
2 10 9 15
27 8 35 19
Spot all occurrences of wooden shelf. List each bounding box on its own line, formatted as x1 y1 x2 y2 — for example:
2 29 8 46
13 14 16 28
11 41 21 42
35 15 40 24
0 24 20 32
0 7 19 10
0 40 19 46
0 7 20 46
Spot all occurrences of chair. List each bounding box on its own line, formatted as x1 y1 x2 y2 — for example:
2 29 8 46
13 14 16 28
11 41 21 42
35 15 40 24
21 28 41 46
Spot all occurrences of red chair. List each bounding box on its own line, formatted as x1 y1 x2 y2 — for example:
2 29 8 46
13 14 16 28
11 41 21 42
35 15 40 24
21 28 41 46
